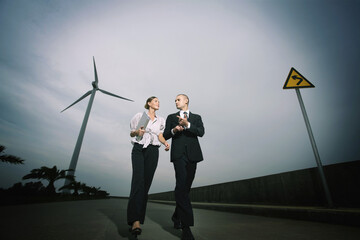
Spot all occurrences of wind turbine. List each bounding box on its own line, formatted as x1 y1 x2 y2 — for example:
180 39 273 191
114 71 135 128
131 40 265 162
61 57 133 192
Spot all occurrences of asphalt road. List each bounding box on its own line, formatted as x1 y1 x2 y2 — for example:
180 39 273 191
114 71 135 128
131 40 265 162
1 198 359 240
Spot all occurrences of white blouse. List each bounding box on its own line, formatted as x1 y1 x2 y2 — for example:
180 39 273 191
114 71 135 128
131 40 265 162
130 112 165 148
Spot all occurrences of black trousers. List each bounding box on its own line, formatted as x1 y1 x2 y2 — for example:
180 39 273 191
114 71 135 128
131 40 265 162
172 155 197 227
127 143 159 225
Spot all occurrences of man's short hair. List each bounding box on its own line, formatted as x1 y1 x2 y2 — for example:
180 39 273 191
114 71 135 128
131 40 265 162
177 94 189 105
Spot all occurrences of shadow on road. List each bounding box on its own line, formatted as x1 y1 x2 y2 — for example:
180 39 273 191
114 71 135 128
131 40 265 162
98 200 181 239
99 208 137 240
146 206 182 239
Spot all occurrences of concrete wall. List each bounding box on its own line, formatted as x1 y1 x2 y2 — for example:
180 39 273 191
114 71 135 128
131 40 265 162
148 160 360 207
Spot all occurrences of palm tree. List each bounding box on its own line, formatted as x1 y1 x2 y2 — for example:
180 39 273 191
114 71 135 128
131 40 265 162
90 186 101 196
22 166 74 195
80 183 92 196
0 145 24 165
59 180 82 195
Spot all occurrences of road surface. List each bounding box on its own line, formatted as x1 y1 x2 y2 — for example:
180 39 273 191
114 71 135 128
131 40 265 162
0 198 359 240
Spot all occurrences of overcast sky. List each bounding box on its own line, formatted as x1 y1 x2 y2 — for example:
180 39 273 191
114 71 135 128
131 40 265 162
1 0 359 197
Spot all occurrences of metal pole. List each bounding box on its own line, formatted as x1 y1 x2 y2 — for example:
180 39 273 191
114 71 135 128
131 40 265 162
63 88 97 192
295 88 334 207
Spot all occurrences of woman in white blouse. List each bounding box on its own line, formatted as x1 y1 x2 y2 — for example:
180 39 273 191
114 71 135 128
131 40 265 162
127 96 170 236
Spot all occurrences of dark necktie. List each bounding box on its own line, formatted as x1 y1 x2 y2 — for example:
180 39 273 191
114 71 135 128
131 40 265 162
183 112 188 119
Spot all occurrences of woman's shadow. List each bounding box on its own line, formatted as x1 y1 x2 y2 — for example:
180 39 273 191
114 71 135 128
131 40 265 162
99 205 181 239
99 208 136 240
146 205 182 239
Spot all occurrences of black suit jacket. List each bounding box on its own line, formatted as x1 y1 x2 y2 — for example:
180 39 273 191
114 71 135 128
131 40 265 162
163 111 204 163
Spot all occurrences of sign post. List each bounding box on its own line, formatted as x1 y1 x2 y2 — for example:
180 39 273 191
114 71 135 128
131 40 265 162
283 67 334 208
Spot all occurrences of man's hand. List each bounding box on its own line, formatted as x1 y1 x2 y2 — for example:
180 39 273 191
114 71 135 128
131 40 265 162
177 116 189 128
173 125 184 134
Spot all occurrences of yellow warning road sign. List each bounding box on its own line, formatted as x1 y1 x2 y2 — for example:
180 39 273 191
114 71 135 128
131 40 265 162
283 67 315 89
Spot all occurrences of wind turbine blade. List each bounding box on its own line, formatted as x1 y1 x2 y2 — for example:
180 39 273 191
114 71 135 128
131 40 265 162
98 89 134 102
93 57 98 84
61 90 92 112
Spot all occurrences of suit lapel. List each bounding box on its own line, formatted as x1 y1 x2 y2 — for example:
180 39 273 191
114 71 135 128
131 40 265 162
174 112 180 124
185 111 193 121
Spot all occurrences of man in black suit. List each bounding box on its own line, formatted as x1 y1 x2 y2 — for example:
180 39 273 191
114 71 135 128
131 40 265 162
163 94 204 240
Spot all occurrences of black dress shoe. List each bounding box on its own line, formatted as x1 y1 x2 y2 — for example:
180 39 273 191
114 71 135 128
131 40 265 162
181 227 195 240
171 216 183 229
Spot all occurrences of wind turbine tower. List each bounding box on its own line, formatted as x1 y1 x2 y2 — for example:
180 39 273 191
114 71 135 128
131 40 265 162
61 57 133 192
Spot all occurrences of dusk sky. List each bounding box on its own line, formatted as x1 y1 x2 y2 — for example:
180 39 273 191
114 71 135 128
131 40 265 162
1 0 359 197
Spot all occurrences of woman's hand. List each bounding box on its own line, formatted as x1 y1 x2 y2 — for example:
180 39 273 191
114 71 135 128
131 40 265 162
164 141 170 151
158 133 170 151
137 127 145 137
131 127 145 137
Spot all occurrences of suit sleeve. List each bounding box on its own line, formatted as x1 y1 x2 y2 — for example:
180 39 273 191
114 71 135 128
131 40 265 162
163 115 173 140
187 115 205 137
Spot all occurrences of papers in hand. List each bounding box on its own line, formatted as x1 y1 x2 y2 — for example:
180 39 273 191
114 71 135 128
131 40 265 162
135 111 150 141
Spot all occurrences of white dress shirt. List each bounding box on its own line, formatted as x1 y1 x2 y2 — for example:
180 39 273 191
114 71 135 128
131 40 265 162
130 112 165 148
180 110 191 129
180 110 189 118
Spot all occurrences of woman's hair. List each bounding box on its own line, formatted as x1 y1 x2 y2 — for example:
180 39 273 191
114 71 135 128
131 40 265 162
144 96 157 109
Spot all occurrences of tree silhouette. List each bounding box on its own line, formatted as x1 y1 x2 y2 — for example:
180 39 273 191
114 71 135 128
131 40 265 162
5 181 45 196
60 181 109 197
60 180 83 195
80 183 92 196
22 166 74 195
0 145 24 165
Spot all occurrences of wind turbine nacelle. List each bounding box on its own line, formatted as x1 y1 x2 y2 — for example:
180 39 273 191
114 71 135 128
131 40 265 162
92 81 98 89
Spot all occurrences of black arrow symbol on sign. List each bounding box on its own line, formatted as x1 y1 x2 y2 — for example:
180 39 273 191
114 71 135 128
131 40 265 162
292 75 303 85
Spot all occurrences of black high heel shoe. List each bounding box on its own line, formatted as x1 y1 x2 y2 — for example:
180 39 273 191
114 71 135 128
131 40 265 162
129 227 142 236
